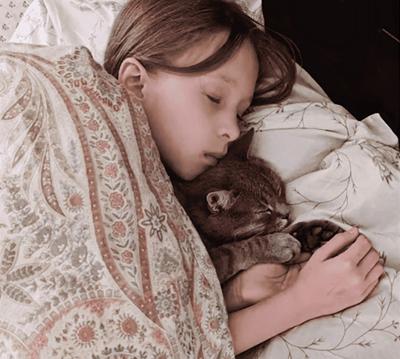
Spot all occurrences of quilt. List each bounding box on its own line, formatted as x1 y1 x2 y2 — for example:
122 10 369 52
0 43 235 358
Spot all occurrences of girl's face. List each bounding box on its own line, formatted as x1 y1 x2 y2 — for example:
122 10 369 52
142 32 259 180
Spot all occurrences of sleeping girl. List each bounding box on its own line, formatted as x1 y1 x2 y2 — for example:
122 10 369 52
103 0 384 355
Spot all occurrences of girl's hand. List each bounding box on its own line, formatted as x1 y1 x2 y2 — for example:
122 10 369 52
291 227 385 318
222 253 311 312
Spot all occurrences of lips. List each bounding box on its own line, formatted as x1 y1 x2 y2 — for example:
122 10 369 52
204 154 219 165
204 149 228 166
205 151 227 160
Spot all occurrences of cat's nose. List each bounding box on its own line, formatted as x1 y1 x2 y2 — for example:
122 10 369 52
277 204 290 220
279 209 291 228
277 216 290 231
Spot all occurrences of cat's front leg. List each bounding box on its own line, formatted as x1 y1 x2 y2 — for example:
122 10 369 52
208 233 301 283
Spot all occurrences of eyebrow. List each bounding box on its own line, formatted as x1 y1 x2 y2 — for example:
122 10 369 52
217 74 236 85
212 74 253 104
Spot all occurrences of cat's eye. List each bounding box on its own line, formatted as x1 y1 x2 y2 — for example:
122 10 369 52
255 209 272 215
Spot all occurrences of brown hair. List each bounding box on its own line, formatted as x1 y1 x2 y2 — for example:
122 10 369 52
104 0 296 105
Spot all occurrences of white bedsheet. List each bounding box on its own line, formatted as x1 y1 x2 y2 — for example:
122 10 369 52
240 101 400 358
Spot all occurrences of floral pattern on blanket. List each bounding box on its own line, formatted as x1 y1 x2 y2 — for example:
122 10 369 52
0 44 234 358
238 102 400 358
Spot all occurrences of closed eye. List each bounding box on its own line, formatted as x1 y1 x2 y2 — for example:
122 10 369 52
255 209 272 215
206 94 246 121
207 94 221 104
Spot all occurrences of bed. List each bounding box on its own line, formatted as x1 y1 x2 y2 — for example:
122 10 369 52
0 1 399 358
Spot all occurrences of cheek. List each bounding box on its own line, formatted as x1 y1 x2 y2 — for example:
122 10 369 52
142 78 214 179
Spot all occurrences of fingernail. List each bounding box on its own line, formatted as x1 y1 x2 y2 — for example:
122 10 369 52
349 227 358 234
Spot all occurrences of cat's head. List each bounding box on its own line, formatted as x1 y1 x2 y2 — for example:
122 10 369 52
174 129 291 247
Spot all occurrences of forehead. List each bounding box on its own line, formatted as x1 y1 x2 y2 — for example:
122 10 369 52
208 40 259 85
173 30 230 67
209 39 259 100
172 31 259 82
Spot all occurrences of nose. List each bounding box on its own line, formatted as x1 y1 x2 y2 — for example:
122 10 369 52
277 203 291 221
281 212 290 221
278 209 291 230
218 114 241 142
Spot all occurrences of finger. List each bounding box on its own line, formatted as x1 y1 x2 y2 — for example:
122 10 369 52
292 252 311 264
247 263 289 278
361 279 379 300
378 252 386 266
365 262 385 284
340 235 372 264
358 249 380 278
310 227 359 261
282 265 302 289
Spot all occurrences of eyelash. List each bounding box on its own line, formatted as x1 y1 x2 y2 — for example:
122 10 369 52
206 94 244 121
207 94 221 104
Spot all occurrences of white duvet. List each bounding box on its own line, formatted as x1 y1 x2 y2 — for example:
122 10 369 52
241 101 400 358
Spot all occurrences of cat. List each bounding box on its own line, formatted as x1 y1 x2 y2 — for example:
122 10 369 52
172 129 343 283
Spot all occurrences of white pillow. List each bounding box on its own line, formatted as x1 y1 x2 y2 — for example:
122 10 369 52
9 0 329 105
0 0 34 42
10 0 263 64
9 0 127 63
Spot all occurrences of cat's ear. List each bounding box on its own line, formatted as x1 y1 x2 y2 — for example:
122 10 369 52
206 190 239 213
226 129 254 160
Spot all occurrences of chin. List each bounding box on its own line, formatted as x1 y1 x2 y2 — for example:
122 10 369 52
163 161 196 181
167 160 205 181
178 166 205 181
179 171 198 181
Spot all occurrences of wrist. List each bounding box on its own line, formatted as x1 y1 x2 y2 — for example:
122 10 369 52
229 285 315 354
287 282 319 322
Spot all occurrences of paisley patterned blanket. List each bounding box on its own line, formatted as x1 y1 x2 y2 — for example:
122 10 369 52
0 43 234 358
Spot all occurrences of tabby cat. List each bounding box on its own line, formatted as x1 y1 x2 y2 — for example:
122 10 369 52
172 129 342 283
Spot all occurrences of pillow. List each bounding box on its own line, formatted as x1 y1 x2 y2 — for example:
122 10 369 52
0 0 33 43
0 43 234 358
9 0 264 64
9 0 331 108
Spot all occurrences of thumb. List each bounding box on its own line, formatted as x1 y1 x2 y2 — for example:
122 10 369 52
310 227 359 262
292 252 311 264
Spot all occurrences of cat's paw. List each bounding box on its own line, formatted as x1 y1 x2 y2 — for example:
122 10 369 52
286 220 344 252
262 233 302 264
